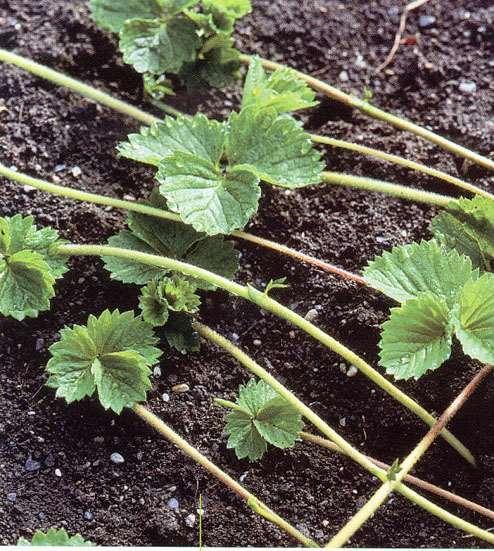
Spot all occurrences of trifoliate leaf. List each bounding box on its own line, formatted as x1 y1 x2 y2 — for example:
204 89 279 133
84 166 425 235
120 17 200 75
103 190 239 288
379 293 453 380
89 0 163 33
363 239 478 306
157 152 261 235
0 250 55 321
221 380 303 462
118 113 226 167
454 273 494 364
164 311 200 353
226 106 324 188
431 197 494 272
139 275 200 326
18 528 94 547
46 310 161 414
0 214 68 279
242 56 317 114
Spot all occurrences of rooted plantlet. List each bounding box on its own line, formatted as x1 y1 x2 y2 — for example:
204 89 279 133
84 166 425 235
90 0 251 97
216 379 303 461
46 309 162 413
0 214 67 320
17 528 94 546
364 239 494 379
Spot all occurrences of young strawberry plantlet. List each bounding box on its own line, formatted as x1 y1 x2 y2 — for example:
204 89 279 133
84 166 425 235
215 379 303 462
363 239 494 379
17 528 94 546
43 309 315 547
89 0 251 101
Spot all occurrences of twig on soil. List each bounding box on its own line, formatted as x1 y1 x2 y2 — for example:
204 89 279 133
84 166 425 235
376 0 433 73
326 363 494 548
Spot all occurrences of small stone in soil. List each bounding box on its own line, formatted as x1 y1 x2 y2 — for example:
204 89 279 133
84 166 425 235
35 338 44 351
84 511 94 521
71 166 82 177
7 492 17 502
185 513 196 528
54 468 62 477
167 497 179 510
110 452 125 464
304 308 319 322
346 365 358 377
418 15 436 28
153 366 162 377
338 70 349 82
339 417 347 427
25 457 41 472
172 383 190 394
459 80 476 94
162 393 170 402
253 339 262 346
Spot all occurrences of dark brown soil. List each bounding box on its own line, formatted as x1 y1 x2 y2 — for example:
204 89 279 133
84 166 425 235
1 0 493 547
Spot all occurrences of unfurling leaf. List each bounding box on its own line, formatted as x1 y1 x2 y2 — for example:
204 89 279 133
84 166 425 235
226 106 324 188
103 190 239 288
0 215 67 320
164 311 200 354
264 277 289 295
219 379 303 462
46 310 162 413
120 17 200 75
431 197 494 272
363 239 477 305
454 273 494 364
18 528 94 547
139 275 201 326
242 56 317 114
89 0 163 33
379 293 453 380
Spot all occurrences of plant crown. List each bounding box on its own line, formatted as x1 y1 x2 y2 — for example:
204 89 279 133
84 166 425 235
217 379 303 461
364 239 494 380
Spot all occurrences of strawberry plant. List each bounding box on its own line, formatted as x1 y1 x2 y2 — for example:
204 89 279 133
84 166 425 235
18 529 94 547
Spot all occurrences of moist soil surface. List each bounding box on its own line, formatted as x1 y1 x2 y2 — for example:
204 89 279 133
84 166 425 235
0 0 493 547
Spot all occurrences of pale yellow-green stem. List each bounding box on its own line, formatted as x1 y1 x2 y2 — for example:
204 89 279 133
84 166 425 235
242 55 494 173
326 364 494 548
132 404 316 547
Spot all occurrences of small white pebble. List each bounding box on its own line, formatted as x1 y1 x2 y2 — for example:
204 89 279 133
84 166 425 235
110 452 125 464
185 513 196 528
322 520 329 527
153 366 162 377
162 393 170 402
304 308 319 322
339 417 347 427
339 362 347 374
54 468 62 477
71 166 82 177
346 366 358 378
253 339 262 346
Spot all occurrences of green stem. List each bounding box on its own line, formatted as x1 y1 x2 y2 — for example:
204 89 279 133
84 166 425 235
326 364 494 548
132 404 316 547
313 135 494 201
191 322 494 544
1 49 483 203
0 163 365 284
54 243 474 466
322 172 454 207
244 55 494 173
214 397 250 415
0 48 175 123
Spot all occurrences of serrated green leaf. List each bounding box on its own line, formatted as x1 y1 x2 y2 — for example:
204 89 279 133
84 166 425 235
186 0 251 34
164 0 201 16
90 0 163 33
92 351 152 413
222 380 303 462
264 277 288 295
103 190 239 287
431 197 494 272
139 278 170 326
157 152 261 235
0 214 68 279
363 239 478 305
164 311 200 353
46 310 161 413
454 273 494 364
226 106 324 188
118 114 226 167
120 17 200 75
379 293 453 380
242 56 317 114
18 528 94 547
0 250 55 321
